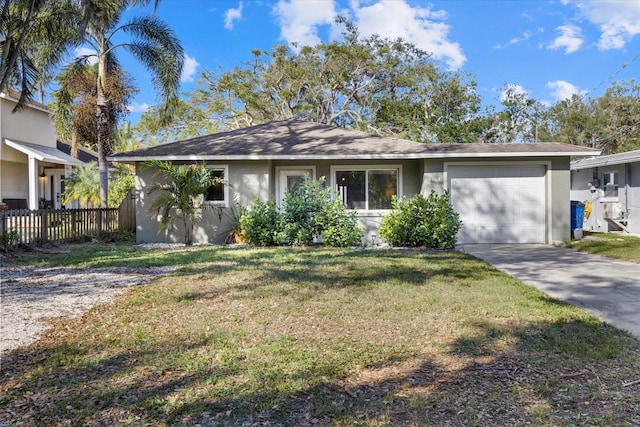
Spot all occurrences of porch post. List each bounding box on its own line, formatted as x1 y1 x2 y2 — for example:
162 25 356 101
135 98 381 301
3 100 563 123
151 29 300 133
28 157 38 210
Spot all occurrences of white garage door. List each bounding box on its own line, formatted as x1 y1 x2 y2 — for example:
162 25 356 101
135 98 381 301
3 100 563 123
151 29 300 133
448 165 546 244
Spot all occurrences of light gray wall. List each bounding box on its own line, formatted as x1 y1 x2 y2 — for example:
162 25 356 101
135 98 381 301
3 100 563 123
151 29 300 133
571 162 640 234
421 157 571 244
134 156 574 245
134 161 271 244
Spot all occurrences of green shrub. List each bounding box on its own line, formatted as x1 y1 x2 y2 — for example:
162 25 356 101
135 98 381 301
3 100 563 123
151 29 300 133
238 177 363 247
317 197 363 247
239 198 283 246
0 230 20 252
282 177 327 246
379 191 461 249
282 176 363 247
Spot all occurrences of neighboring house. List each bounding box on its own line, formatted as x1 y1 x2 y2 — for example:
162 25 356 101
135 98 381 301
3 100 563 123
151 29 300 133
571 149 640 234
0 92 84 210
109 119 598 245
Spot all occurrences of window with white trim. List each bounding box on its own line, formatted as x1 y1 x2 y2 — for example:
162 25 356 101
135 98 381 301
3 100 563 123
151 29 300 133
602 171 619 199
334 167 399 210
204 166 228 205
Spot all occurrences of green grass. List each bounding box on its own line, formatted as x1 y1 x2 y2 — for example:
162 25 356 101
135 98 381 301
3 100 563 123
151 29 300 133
2 244 640 426
567 231 640 263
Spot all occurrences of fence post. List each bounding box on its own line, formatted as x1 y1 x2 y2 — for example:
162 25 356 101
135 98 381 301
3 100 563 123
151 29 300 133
40 210 48 243
0 211 5 235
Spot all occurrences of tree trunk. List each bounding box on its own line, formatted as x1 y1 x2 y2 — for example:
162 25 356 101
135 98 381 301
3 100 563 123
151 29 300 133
96 53 109 208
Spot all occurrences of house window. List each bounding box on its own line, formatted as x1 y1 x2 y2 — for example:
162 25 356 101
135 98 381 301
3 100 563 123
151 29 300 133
602 171 618 199
204 166 228 205
334 167 399 210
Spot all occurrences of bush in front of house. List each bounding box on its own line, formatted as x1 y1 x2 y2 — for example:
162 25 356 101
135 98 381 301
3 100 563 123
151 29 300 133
239 198 283 246
238 177 363 247
379 191 461 249
282 176 363 247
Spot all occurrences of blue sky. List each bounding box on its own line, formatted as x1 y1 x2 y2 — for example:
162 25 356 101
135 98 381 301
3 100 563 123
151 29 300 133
103 0 640 123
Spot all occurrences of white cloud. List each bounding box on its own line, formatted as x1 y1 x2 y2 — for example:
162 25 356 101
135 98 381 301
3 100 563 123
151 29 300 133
547 24 584 54
272 0 466 69
273 0 337 49
547 80 587 101
128 102 150 113
224 2 244 30
568 0 640 50
180 54 200 83
73 47 98 65
350 0 466 69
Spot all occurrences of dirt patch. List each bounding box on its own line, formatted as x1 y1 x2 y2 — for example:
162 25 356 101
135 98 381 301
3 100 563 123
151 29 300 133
1 262 176 357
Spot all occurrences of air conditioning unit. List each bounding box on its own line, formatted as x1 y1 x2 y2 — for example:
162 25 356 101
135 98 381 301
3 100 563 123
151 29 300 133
602 202 622 220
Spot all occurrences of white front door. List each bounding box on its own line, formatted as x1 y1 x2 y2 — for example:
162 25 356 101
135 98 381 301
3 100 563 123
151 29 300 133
43 168 67 209
277 168 315 206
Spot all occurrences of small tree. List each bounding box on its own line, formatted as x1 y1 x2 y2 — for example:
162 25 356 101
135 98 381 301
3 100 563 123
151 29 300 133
144 160 222 246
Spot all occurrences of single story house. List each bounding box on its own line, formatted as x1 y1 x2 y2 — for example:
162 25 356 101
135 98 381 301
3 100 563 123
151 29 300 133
571 149 640 234
0 92 84 210
109 119 599 245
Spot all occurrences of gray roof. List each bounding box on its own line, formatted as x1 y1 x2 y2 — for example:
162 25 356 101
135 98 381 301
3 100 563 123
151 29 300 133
571 149 640 170
110 119 600 162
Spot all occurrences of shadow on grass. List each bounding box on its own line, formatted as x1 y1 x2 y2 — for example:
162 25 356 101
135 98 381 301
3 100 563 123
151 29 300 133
3 246 640 425
2 317 638 425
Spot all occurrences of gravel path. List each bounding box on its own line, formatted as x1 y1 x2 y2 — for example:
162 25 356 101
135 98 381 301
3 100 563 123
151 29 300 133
1 263 176 357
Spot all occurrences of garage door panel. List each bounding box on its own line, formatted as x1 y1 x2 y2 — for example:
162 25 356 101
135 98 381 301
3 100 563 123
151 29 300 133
448 165 546 244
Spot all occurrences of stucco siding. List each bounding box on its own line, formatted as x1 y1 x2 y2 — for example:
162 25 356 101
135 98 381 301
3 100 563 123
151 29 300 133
1 161 28 200
1 99 56 148
628 163 640 234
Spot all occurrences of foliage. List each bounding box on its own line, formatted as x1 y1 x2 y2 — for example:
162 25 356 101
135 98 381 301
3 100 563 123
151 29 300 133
540 80 640 154
379 191 461 249
280 176 362 247
150 19 484 143
144 160 222 246
238 198 282 246
61 162 133 208
62 161 101 207
315 195 362 247
0 230 20 252
50 62 136 155
107 165 135 208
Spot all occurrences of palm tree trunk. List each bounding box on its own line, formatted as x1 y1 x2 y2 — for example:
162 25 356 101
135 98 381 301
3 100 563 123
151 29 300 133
96 52 109 208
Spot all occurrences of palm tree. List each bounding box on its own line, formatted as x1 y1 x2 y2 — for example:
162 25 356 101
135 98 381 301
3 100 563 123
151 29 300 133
0 0 161 105
0 0 78 106
51 61 135 158
62 161 100 207
74 1 183 207
145 160 222 246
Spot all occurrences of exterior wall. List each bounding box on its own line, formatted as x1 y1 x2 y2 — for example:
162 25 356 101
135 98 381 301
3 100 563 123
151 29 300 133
0 97 56 148
135 158 421 245
421 157 571 244
1 160 28 199
134 161 271 244
571 162 640 234
0 97 59 208
134 156 573 245
274 159 422 244
629 162 640 234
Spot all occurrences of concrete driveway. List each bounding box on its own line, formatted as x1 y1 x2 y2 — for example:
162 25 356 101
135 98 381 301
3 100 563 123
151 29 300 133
464 244 640 339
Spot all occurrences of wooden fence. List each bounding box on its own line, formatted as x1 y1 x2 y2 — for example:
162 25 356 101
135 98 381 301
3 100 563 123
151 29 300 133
0 208 121 247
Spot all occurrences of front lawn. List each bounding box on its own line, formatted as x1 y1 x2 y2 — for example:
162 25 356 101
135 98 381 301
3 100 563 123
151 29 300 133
2 245 640 426
567 231 640 263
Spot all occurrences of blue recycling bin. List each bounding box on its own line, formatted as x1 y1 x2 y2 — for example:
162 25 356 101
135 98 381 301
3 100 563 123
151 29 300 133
571 200 585 230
